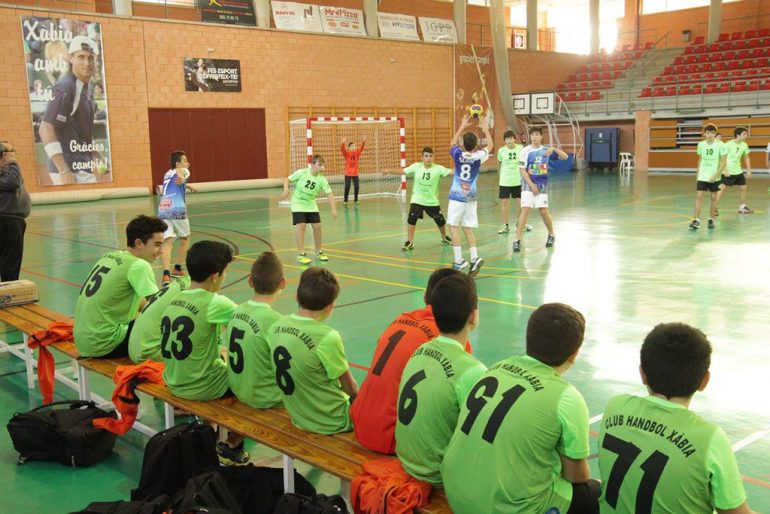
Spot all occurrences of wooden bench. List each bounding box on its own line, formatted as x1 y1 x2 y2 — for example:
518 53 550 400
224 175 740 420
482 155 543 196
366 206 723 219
0 303 452 513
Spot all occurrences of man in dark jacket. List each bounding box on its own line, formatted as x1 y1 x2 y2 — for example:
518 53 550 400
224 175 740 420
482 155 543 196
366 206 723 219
0 142 31 281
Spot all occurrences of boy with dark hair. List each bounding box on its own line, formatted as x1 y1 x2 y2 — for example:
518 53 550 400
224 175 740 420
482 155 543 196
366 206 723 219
352 268 473 454
395 273 486 484
226 252 286 409
497 129 530 234
718 127 753 213
394 147 453 251
598 323 754 514
442 302 597 514
74 215 166 358
690 124 723 230
340 137 365 206
267 267 358 434
283 155 337 265
159 150 196 285
447 114 493 276
160 240 247 464
513 127 568 253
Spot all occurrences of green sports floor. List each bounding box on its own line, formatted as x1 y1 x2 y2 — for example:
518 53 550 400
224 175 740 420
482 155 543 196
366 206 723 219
1 170 769 513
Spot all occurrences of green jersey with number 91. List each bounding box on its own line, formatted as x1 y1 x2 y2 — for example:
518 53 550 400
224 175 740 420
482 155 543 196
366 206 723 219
161 289 237 401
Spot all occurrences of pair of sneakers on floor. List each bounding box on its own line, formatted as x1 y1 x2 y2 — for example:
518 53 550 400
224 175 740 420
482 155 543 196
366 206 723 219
296 251 328 265
402 235 452 251
512 234 555 253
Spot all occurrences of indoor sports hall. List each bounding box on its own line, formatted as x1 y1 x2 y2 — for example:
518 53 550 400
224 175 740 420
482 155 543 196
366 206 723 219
1 0 769 513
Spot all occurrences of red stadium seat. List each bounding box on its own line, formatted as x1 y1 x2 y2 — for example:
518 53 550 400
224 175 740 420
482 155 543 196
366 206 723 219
752 48 763 58
712 52 723 61
761 80 770 90
719 83 730 93
727 61 739 70
601 71 612 80
732 82 746 92
684 46 694 55
664 66 674 75
685 55 697 64
700 63 713 72
640 87 652 98
694 36 705 45
724 50 735 60
633 43 643 51
704 72 716 79
706 43 720 52
576 92 587 101
705 84 718 94
748 80 760 91
665 87 677 96
737 49 750 59
644 41 654 49
679 85 691 95
589 91 601 101
622 44 631 52
674 56 684 65
676 65 687 74
760 28 770 37
687 64 699 73
715 64 727 72
694 44 707 54
746 30 757 39
652 87 664 97
748 38 761 48
718 33 730 42
691 85 702 95
758 58 769 67
735 40 747 49
731 32 743 40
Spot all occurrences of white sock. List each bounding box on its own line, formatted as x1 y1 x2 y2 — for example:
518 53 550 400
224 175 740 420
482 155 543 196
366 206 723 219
470 247 479 261
453 246 463 262
740 204 746 209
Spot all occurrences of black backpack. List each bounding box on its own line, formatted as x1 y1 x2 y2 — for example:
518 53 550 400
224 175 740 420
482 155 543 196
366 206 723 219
273 493 348 514
131 420 219 502
216 465 316 514
69 495 169 514
6 400 117 467
170 471 242 514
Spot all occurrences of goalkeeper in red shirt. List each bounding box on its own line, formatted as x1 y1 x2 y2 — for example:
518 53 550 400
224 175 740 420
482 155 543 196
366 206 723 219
340 137 365 206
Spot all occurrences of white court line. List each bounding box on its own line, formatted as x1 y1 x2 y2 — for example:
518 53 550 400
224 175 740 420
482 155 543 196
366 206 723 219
731 429 770 452
590 414 603 425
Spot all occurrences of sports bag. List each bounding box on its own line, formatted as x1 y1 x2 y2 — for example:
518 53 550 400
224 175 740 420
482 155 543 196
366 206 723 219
273 493 348 514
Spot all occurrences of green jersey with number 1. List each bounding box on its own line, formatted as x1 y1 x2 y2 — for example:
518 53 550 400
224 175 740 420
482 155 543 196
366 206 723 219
74 250 158 357
267 314 352 434
599 394 747 514
498 144 523 187
161 289 237 401
129 275 191 363
395 335 487 485
404 162 452 206
226 301 283 409
442 355 589 513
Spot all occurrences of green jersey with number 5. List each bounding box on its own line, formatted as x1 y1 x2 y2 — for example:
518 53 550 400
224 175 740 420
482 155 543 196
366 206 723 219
226 301 283 409
74 250 158 357
395 335 486 484
598 394 747 514
161 289 237 400
404 162 452 206
441 355 589 513
267 314 352 434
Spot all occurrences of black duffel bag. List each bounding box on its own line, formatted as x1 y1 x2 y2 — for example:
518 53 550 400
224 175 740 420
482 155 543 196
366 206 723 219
7 399 117 467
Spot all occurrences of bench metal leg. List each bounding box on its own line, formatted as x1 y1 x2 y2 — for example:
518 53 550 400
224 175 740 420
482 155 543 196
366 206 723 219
77 364 91 401
340 480 351 510
283 455 295 493
164 402 174 429
23 334 34 390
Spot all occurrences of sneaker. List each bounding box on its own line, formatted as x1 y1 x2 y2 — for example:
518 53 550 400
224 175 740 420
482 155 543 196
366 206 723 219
525 224 533 232
296 253 312 265
343 202 348 208
441 236 453 245
545 234 556 248
707 218 715 229
497 224 510 234
452 260 470 272
689 219 700 230
402 240 414 251
738 206 754 214
161 274 171 285
171 269 186 278
316 251 329 262
469 257 484 277
216 441 250 466
512 240 521 253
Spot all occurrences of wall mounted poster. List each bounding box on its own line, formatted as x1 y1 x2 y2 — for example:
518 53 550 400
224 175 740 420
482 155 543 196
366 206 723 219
21 16 112 186
184 58 242 92
197 0 257 26
272 1 323 33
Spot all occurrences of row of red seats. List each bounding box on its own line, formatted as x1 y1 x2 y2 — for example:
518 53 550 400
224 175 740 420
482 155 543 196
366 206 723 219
656 68 770 86
568 67 627 83
640 80 770 97
559 80 614 91
677 47 770 64
685 37 770 54
579 59 636 74
689 29 770 46
664 58 769 75
562 91 602 102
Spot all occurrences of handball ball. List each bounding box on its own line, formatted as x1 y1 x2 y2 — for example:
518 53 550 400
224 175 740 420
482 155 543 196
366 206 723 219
469 104 483 118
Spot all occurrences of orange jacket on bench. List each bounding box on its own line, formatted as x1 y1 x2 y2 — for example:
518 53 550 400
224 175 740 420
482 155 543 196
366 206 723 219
26 321 74 405
351 457 432 514
93 361 164 435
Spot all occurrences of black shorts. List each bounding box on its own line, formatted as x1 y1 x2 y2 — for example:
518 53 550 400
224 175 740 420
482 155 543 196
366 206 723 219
292 212 321 225
93 320 134 359
409 203 443 220
696 180 721 192
722 173 746 186
499 185 522 199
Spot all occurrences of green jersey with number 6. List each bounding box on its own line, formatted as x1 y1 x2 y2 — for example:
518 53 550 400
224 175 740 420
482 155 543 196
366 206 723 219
395 335 487 484
441 355 590 513
74 250 158 357
288 168 332 212
497 144 523 187
226 301 283 409
403 162 452 206
267 314 352 434
128 275 191 363
599 394 747 514
161 289 237 400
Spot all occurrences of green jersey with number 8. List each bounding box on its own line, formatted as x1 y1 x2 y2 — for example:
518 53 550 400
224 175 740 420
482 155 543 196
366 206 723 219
267 314 352 434
598 394 747 514
161 289 237 400
74 250 158 357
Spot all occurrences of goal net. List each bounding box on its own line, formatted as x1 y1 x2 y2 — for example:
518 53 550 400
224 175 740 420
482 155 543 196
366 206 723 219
288 117 406 201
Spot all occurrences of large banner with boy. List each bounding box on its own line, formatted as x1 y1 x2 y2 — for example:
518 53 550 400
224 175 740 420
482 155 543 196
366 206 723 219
21 16 112 186
454 45 496 146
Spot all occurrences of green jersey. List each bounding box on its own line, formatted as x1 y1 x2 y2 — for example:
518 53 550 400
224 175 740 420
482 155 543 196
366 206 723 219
395 335 487 484
161 289 237 401
226 301 283 409
442 355 590 513
599 395 747 514
498 144 523 187
721 140 750 175
288 168 332 212
696 140 723 182
128 276 191 363
403 162 451 206
267 314 352 434
74 250 158 357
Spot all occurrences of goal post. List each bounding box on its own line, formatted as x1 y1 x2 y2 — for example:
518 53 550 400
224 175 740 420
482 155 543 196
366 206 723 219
288 117 407 200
